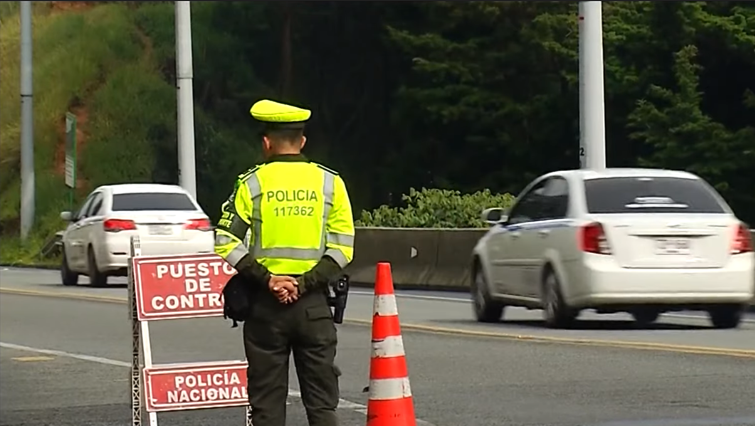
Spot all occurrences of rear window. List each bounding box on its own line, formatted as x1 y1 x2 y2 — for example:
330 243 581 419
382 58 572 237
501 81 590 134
584 177 726 214
112 192 197 211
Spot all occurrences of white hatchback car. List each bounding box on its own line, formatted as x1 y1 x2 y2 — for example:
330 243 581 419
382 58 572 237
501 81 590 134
60 184 215 287
471 168 754 329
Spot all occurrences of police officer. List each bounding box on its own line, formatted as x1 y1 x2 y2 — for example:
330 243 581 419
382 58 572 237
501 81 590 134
214 99 355 426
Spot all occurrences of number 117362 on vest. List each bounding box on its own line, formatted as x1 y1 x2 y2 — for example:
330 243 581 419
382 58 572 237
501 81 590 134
273 205 314 216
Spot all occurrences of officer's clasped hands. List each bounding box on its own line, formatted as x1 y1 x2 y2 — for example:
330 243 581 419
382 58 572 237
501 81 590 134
268 275 299 304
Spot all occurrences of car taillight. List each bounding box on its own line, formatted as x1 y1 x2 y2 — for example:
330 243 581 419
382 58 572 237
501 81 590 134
104 219 136 232
731 223 753 254
185 218 212 231
579 222 612 255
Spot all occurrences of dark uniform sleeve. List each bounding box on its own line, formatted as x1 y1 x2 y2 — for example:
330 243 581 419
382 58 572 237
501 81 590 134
299 174 355 294
215 174 271 289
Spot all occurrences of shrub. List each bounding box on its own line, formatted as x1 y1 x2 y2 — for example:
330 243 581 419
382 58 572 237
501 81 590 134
356 187 516 228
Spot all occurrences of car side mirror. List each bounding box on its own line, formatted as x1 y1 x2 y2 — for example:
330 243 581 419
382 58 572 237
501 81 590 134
481 208 507 226
60 211 73 222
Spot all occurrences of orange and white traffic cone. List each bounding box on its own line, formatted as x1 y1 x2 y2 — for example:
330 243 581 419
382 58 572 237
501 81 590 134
365 262 416 426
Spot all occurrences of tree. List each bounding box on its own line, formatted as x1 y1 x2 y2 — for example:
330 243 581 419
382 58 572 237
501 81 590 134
384 2 580 198
629 45 755 217
627 2 755 221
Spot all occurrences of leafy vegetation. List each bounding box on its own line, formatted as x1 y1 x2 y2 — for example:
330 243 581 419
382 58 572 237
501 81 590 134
2 1 755 263
356 188 516 228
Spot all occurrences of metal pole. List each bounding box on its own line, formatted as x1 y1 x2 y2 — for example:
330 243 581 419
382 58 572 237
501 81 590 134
578 1 607 170
20 1 35 242
175 1 197 199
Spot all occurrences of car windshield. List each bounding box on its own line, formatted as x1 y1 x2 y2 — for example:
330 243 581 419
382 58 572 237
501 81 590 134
584 177 726 214
112 192 197 211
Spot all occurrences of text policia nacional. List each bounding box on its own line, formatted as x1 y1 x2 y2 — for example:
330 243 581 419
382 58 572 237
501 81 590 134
167 370 247 404
149 261 236 311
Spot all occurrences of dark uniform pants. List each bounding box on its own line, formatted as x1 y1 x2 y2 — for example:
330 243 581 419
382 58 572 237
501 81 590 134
244 290 340 426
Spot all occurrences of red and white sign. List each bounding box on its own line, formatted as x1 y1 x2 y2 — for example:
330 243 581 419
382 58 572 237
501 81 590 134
143 360 249 412
133 254 237 321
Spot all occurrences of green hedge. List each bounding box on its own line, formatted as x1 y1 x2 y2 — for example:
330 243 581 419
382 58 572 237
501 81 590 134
356 188 515 228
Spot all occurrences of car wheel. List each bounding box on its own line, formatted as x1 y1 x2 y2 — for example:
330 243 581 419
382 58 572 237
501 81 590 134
471 267 504 323
61 249 79 286
542 269 576 329
631 308 661 327
87 246 108 288
708 304 743 329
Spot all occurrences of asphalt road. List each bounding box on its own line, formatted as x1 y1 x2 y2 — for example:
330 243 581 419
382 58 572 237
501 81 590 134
1 268 755 426
3 267 755 354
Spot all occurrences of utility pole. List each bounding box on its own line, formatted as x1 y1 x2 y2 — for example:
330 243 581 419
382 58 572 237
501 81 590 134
175 1 197 199
578 1 607 170
20 1 35 242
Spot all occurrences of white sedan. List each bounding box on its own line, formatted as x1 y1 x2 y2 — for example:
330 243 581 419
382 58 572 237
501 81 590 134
60 184 215 287
471 168 754 329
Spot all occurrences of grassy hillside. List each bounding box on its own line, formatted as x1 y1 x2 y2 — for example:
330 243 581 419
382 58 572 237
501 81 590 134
0 2 178 265
1 2 265 266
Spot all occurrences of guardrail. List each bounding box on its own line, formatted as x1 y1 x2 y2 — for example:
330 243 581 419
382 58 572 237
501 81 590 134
40 231 64 258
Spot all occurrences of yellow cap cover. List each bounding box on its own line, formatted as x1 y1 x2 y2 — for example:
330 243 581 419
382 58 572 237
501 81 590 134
249 100 311 123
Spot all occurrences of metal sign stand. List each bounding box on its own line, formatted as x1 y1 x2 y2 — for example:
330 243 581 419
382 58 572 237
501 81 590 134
129 236 159 426
128 236 253 426
128 236 142 426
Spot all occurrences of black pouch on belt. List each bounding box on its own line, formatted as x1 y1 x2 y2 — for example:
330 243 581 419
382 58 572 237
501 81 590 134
222 274 253 328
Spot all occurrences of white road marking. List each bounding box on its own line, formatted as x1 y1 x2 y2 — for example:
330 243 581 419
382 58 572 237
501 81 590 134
0 342 130 367
0 341 435 426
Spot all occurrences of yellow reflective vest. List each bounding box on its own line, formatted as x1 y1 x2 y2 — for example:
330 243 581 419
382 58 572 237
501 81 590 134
214 158 355 275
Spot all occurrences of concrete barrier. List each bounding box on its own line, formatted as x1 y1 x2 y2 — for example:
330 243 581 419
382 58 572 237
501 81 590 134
348 227 755 310
346 227 483 291
19 226 755 310
427 229 482 289
346 228 447 290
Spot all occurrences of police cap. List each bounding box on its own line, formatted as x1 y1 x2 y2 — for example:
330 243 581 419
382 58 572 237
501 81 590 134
249 99 311 131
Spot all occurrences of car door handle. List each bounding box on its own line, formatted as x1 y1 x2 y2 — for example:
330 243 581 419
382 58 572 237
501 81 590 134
510 231 521 239
538 229 550 237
